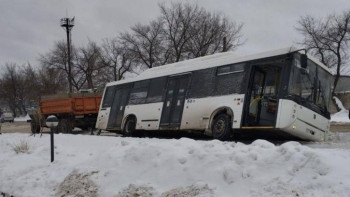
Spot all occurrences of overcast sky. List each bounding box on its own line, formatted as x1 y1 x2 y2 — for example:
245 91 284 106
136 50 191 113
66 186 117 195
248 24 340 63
1 0 350 71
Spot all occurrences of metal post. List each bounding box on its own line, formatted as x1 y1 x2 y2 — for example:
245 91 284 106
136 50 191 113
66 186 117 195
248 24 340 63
66 18 73 93
50 128 54 162
46 115 58 163
60 17 75 93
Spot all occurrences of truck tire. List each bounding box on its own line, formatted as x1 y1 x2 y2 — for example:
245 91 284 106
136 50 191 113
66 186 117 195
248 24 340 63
212 114 232 141
58 119 72 133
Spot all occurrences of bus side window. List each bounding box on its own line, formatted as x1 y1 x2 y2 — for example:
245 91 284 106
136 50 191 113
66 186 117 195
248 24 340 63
188 68 216 98
101 86 117 108
215 63 245 96
146 77 167 103
129 80 150 104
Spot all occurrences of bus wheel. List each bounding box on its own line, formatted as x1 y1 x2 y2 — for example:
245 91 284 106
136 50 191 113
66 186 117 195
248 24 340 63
123 117 136 137
212 114 231 140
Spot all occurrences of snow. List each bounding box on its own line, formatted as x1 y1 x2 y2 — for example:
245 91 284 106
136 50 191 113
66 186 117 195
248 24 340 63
1 133 350 197
14 114 31 122
331 97 350 123
340 64 350 76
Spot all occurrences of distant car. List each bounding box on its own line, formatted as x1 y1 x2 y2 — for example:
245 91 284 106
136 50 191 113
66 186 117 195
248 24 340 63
1 112 14 123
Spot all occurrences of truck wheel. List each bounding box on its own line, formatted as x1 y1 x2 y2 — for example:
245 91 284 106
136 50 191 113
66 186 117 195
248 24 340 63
30 122 40 134
123 117 136 137
212 114 232 141
58 119 72 133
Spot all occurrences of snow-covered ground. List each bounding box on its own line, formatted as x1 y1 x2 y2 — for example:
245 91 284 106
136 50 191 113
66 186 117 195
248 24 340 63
14 114 31 122
331 97 350 123
1 133 350 197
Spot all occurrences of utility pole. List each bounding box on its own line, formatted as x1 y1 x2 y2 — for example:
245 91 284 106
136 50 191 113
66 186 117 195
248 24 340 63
222 36 227 52
60 17 75 93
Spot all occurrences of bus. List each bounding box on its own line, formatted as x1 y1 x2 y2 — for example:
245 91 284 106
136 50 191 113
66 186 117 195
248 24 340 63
95 47 332 141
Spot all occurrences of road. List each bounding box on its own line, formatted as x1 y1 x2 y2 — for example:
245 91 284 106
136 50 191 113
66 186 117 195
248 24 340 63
1 121 349 135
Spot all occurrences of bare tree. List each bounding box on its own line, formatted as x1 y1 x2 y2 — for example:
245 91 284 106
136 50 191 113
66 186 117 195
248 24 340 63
0 63 27 116
297 10 350 94
100 38 137 82
120 18 168 68
119 2 244 69
39 40 85 91
75 41 104 89
186 11 243 58
159 2 202 62
21 63 41 109
37 66 68 95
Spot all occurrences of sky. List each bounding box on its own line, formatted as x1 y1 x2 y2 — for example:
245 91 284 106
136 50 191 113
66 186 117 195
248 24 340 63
1 0 350 71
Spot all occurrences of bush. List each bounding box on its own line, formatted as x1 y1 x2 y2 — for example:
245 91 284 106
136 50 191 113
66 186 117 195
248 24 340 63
11 140 30 154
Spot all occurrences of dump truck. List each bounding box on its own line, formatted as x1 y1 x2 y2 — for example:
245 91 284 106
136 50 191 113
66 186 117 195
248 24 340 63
29 91 102 134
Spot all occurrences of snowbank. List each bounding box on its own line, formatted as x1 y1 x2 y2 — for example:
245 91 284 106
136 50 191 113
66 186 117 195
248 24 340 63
1 134 350 197
331 97 350 123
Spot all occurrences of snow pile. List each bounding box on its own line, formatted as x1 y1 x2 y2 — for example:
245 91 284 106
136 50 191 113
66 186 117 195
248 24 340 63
331 97 350 123
14 114 31 122
55 170 98 197
1 134 350 197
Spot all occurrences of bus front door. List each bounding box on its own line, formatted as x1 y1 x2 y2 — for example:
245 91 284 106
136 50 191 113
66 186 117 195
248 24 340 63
107 85 132 129
245 68 266 126
244 66 281 127
160 74 191 128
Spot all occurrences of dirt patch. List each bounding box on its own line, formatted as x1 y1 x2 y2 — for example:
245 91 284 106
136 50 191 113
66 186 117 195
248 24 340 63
55 170 99 197
116 184 214 197
0 192 13 197
161 184 214 197
330 122 350 132
0 122 32 133
116 184 156 197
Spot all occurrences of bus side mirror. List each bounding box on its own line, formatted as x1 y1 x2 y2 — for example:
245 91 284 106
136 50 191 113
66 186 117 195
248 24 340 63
301 54 307 68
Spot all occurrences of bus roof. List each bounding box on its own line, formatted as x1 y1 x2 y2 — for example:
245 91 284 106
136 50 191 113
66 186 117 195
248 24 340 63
107 47 332 87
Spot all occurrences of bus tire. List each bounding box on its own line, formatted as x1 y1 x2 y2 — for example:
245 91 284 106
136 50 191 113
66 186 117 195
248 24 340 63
123 117 136 137
212 114 232 140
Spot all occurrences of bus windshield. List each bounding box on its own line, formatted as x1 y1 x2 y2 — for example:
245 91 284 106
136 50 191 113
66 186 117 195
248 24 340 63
288 53 332 116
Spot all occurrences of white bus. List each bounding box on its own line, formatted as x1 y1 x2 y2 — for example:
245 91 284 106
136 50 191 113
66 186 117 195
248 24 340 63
96 47 332 141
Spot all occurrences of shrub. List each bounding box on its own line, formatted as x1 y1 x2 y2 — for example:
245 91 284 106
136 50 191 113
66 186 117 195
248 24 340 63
11 140 30 154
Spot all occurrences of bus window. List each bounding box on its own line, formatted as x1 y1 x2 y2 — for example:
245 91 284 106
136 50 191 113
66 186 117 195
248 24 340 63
289 55 315 101
101 86 116 108
288 54 331 117
146 77 167 103
215 63 245 95
188 68 216 98
317 67 332 111
129 80 150 104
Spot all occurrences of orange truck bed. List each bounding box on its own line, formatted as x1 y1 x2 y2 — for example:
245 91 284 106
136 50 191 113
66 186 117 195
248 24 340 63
40 93 102 116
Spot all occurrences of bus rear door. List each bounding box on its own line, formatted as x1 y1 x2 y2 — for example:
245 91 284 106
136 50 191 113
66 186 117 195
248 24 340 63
160 74 191 128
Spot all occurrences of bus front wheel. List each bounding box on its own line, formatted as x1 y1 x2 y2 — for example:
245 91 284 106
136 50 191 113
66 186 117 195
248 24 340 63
212 114 232 141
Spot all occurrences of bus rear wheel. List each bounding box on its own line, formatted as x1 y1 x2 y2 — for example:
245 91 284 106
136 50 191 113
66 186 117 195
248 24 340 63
212 114 232 140
123 117 136 137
